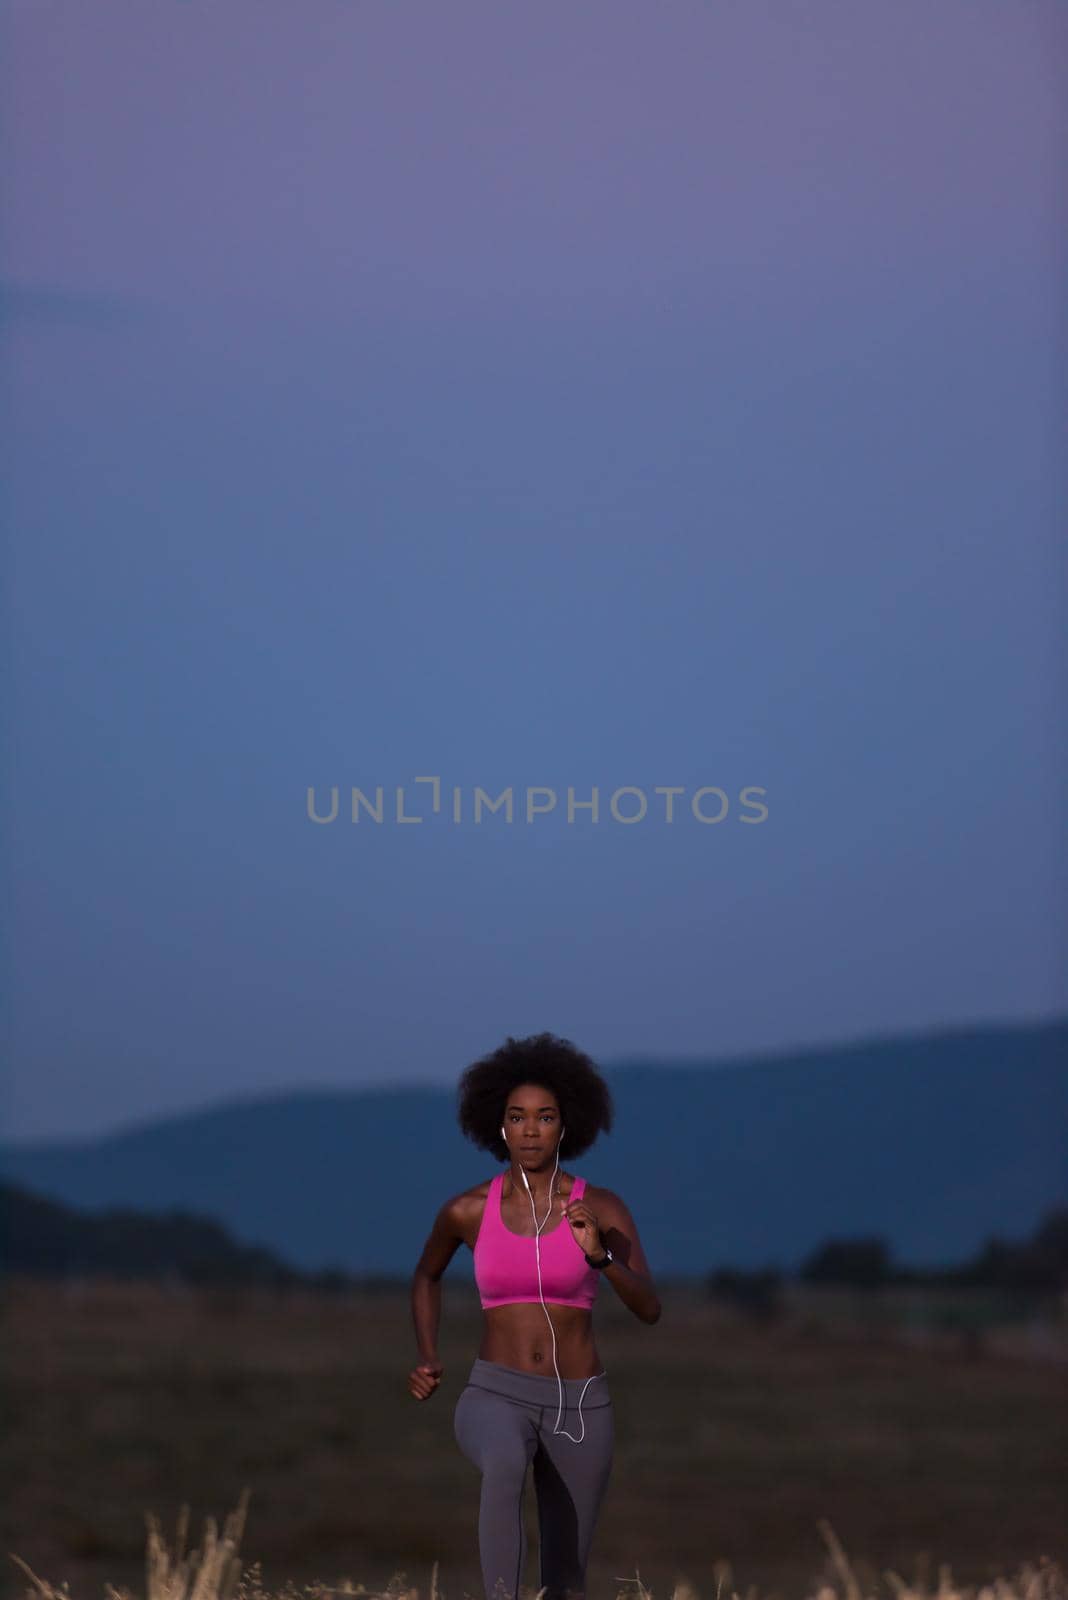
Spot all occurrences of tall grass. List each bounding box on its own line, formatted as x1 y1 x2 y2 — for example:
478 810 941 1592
8 1492 1067 1600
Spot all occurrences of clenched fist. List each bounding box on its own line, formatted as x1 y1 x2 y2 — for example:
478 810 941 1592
409 1359 444 1400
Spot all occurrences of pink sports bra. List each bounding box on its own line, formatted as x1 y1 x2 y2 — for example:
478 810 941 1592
473 1172 601 1311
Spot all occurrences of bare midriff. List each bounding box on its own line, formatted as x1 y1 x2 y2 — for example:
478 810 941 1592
465 1173 604 1379
479 1301 602 1378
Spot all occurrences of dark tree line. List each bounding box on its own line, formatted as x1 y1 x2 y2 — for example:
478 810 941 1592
0 1180 352 1290
706 1203 1068 1314
4 1179 1065 1300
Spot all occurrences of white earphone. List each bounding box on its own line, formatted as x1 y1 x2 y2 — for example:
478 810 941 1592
500 1120 604 1443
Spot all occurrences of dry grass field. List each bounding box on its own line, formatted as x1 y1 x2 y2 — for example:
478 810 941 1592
2 1277 1066 1600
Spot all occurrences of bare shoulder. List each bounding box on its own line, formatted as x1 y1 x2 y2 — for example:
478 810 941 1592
415 1178 498 1272
449 1174 494 1214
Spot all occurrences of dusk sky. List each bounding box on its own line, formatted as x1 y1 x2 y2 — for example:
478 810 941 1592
3 0 1064 1144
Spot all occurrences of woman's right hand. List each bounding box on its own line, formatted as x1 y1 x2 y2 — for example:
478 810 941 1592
409 1359 444 1400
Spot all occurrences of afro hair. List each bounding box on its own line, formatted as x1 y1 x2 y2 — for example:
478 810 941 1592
456 1031 614 1162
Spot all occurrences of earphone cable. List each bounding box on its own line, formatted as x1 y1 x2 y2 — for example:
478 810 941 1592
518 1138 602 1444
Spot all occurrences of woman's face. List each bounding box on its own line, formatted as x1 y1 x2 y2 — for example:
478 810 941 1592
502 1082 561 1164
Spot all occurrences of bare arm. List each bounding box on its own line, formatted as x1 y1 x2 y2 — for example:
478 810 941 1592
412 1275 442 1364
408 1193 468 1398
589 1187 661 1325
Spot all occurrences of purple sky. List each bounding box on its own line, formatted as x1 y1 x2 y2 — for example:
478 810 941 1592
2 0 1065 1142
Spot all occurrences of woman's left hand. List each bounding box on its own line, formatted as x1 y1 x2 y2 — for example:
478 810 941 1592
563 1198 605 1259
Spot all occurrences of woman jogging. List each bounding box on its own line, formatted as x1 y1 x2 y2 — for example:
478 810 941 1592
408 1032 661 1600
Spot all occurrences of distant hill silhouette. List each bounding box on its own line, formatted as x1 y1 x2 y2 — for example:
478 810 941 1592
0 1019 1064 1279
0 1179 314 1284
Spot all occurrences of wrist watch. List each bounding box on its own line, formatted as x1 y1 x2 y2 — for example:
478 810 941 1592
585 1245 614 1269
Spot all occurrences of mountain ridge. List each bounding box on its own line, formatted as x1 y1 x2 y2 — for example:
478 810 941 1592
2 1017 1064 1278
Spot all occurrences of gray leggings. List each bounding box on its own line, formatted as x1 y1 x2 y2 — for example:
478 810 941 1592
453 1357 615 1600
